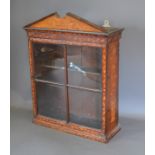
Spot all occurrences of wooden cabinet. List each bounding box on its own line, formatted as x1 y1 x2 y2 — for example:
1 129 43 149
24 12 123 143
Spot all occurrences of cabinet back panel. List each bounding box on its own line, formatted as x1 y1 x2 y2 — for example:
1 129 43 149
36 83 66 120
68 88 102 129
33 43 65 84
67 45 102 90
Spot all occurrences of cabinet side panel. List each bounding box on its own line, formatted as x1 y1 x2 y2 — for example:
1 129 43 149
101 47 107 133
106 39 119 135
28 39 38 116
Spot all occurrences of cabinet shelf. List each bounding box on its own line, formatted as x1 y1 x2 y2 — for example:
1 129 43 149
34 78 101 93
34 78 64 86
67 84 102 93
41 64 65 70
41 64 101 76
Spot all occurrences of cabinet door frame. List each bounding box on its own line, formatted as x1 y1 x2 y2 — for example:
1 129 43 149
28 36 109 142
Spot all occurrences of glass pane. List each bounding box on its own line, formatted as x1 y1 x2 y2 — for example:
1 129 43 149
35 67 64 84
69 88 102 129
36 82 66 120
33 43 65 83
67 45 102 90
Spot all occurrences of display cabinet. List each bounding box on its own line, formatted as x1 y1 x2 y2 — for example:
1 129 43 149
24 12 123 143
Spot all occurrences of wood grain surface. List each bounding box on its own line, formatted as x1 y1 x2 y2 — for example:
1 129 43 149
25 12 123 143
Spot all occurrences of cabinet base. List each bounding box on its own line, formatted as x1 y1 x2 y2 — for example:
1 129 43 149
33 115 121 143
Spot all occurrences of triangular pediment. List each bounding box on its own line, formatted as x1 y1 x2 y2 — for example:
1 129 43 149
24 12 105 33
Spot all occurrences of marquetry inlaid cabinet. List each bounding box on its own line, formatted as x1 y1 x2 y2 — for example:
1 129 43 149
24 12 123 143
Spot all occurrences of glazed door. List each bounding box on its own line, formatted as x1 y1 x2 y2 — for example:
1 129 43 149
67 45 102 129
32 43 102 129
33 43 66 120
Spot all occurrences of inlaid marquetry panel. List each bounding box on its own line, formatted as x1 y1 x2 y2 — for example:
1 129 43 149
27 12 104 33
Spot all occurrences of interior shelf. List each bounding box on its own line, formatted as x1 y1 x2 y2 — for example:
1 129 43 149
34 78 101 93
35 78 64 86
67 84 102 93
41 64 101 76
